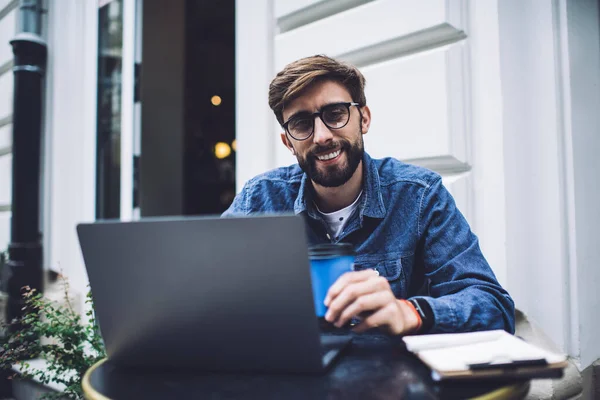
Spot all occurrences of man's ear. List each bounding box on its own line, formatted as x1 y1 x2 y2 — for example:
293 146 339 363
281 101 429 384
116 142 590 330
280 132 296 155
360 105 371 135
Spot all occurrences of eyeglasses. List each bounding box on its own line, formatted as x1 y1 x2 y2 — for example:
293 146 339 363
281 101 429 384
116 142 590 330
282 102 360 141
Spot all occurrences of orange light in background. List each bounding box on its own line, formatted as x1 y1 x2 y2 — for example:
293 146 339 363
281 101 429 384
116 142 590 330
231 139 237 152
211 95 222 106
214 142 231 159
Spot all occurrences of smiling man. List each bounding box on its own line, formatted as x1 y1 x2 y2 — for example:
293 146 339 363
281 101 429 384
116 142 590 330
223 55 515 335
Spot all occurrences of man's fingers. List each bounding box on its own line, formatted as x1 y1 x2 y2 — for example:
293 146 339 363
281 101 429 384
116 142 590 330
352 303 403 334
324 269 379 306
325 276 390 323
333 290 393 328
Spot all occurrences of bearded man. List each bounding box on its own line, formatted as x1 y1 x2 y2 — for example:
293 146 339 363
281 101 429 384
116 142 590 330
223 55 515 336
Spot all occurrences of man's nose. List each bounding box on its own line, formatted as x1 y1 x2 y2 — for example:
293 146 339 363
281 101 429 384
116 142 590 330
312 117 334 145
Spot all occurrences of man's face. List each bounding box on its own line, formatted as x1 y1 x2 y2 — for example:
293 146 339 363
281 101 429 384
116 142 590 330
280 80 371 188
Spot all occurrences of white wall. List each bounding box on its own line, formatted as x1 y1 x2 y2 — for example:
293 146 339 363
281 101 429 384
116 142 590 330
235 0 275 191
498 0 572 357
43 0 98 311
467 0 507 288
236 0 600 370
562 0 600 369
235 0 474 196
497 0 600 369
235 1 532 290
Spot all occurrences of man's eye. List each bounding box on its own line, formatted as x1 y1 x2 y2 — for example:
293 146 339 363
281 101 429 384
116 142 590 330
290 119 312 131
324 108 346 122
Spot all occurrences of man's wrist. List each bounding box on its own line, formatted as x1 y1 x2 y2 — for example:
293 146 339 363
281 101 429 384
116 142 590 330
398 299 422 334
407 298 434 334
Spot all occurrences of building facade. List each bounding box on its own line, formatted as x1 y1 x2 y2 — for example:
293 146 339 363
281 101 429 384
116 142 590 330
0 0 599 380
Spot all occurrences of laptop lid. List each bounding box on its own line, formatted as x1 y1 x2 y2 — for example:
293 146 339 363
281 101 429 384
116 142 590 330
77 214 329 373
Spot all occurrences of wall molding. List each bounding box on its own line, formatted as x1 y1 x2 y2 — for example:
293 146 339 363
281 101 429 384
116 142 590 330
0 115 11 128
338 23 466 68
0 0 18 22
0 60 13 78
403 154 471 176
0 144 11 157
278 0 374 33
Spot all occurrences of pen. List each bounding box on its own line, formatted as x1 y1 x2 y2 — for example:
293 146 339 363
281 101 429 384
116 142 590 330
469 358 548 370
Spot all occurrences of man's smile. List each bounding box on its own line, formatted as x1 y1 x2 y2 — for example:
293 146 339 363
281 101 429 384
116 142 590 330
316 149 342 163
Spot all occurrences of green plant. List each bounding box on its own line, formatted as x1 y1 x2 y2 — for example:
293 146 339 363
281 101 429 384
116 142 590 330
0 279 106 399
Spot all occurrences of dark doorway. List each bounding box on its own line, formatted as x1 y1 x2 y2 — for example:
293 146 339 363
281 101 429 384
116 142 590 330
184 0 236 215
140 0 236 217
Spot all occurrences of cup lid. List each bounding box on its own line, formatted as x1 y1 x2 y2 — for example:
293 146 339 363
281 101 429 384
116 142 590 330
308 243 354 258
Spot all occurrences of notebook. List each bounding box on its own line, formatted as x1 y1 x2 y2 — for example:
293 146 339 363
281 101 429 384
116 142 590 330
403 330 568 381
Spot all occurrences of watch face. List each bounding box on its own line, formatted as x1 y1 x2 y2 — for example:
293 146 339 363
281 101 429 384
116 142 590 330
408 298 434 333
410 299 426 320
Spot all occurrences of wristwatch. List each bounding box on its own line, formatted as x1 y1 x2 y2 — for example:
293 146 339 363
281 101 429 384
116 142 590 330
408 298 434 333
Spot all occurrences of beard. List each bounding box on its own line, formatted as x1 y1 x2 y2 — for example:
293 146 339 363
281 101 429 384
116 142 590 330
296 134 364 188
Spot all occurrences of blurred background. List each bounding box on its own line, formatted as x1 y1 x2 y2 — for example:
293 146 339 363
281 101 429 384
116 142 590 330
0 0 599 393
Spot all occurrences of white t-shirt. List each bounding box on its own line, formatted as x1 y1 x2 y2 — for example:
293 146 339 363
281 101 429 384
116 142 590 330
314 191 363 241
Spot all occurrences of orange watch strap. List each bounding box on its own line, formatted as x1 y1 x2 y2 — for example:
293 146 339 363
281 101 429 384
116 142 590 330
400 299 423 333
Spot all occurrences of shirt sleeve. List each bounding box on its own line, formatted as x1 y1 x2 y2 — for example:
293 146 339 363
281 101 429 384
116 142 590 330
221 184 250 217
412 177 515 334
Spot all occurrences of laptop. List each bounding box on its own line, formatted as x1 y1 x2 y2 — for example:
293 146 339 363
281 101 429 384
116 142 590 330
76 214 352 373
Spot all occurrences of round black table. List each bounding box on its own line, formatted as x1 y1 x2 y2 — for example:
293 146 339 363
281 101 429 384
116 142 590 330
82 334 530 400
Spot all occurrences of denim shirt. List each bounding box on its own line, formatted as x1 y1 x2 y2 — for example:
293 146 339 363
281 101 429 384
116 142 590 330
223 153 515 334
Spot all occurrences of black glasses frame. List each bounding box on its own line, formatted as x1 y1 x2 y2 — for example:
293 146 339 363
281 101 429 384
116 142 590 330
282 102 360 141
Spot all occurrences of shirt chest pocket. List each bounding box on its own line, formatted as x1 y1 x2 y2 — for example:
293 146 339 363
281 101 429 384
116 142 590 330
353 255 406 299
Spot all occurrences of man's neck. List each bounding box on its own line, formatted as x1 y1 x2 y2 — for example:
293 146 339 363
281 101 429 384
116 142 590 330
312 161 364 213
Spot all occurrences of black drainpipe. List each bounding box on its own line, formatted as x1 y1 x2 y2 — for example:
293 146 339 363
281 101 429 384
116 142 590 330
3 0 47 323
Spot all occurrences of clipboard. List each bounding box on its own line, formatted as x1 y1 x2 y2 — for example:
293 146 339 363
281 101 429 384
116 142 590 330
403 330 568 381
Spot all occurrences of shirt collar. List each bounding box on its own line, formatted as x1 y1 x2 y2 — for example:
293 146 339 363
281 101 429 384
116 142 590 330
293 152 387 220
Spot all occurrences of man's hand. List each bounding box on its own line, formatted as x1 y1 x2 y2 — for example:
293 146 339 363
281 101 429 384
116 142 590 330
323 270 420 335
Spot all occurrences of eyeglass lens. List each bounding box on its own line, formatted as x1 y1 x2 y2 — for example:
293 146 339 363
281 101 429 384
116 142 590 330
287 103 350 139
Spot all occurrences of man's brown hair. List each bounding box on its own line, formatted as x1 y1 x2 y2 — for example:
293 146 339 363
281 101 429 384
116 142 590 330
268 55 367 125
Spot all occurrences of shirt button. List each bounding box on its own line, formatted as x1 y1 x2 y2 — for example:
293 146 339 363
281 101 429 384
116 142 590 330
373 269 380 276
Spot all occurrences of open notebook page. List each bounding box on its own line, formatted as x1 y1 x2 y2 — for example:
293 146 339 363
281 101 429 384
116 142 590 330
403 330 566 373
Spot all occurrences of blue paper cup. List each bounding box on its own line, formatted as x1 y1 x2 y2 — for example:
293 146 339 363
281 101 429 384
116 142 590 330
308 243 355 317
